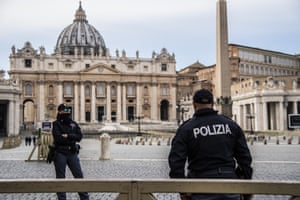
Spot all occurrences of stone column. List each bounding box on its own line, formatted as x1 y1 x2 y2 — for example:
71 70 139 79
269 103 275 130
238 104 243 128
136 83 140 116
57 81 63 105
262 101 268 131
117 83 122 122
151 83 158 121
122 84 127 121
279 100 287 130
170 84 177 121
80 82 85 123
242 105 247 130
250 103 255 131
15 101 20 135
293 101 298 114
38 80 45 123
74 82 79 121
8 100 14 136
91 82 96 122
106 83 111 122
254 100 262 131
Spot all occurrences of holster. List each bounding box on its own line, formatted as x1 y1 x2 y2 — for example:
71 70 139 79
46 145 56 163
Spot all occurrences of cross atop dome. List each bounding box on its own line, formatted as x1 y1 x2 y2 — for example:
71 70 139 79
74 1 87 22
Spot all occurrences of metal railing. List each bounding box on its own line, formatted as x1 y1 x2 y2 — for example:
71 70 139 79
0 179 300 200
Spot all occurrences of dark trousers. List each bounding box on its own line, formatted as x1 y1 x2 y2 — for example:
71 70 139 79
54 151 89 200
189 168 240 200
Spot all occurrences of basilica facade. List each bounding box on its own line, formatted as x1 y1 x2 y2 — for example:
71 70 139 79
8 3 177 129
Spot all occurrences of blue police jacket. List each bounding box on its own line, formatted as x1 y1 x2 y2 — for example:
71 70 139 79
52 119 82 148
168 108 252 179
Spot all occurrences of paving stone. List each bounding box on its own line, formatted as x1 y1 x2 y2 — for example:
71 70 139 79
0 137 299 199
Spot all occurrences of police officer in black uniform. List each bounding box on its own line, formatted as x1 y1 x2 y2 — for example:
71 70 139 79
52 104 89 200
168 89 253 200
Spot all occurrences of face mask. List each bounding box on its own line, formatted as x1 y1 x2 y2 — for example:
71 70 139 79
59 113 71 123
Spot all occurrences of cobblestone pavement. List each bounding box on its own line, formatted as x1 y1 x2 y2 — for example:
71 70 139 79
0 136 300 200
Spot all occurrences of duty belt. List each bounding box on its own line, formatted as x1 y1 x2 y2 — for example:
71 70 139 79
189 167 236 178
56 145 74 151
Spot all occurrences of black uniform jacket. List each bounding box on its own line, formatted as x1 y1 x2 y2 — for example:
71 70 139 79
52 119 82 148
168 108 252 179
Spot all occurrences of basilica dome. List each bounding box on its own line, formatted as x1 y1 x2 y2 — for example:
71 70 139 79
55 2 106 56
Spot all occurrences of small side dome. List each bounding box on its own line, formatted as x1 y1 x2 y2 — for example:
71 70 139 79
55 2 106 56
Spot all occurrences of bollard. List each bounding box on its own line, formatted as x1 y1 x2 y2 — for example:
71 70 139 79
99 133 111 160
276 136 280 145
157 140 161 146
287 137 292 145
167 137 171 146
263 139 267 145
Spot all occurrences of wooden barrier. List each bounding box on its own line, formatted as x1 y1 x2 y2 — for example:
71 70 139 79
27 132 53 161
0 179 299 200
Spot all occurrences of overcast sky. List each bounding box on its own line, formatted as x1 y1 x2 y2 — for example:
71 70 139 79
0 0 299 77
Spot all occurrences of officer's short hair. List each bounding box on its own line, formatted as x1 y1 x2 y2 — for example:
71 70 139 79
193 89 213 104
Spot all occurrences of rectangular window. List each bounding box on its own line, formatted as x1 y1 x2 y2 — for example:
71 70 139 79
25 59 32 68
64 83 72 96
65 63 72 68
48 63 54 69
97 83 105 97
264 55 268 63
127 85 134 96
111 86 116 96
48 85 54 96
25 84 32 96
161 85 168 96
85 86 90 97
161 64 167 71
128 65 134 70
144 65 148 71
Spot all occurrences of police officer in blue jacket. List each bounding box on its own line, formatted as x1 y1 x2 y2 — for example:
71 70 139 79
52 104 89 200
168 89 253 200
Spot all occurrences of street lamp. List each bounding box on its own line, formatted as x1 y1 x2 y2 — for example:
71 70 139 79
135 115 143 136
247 114 255 135
180 107 189 124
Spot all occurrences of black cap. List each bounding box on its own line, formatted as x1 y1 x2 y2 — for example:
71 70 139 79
57 104 71 113
193 89 213 104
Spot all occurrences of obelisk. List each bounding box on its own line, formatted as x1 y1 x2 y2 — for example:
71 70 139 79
215 0 232 117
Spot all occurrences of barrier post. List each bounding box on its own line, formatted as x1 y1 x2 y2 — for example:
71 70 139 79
99 133 111 160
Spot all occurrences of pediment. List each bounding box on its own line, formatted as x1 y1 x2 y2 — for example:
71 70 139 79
81 64 121 74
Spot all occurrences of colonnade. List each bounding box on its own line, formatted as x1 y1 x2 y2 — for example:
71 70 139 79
237 98 299 131
35 80 176 125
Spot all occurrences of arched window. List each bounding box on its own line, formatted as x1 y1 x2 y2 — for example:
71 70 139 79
25 83 33 96
127 84 135 96
97 82 105 96
144 86 149 96
161 84 168 96
48 85 54 96
64 83 72 96
85 85 90 97
111 85 116 96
